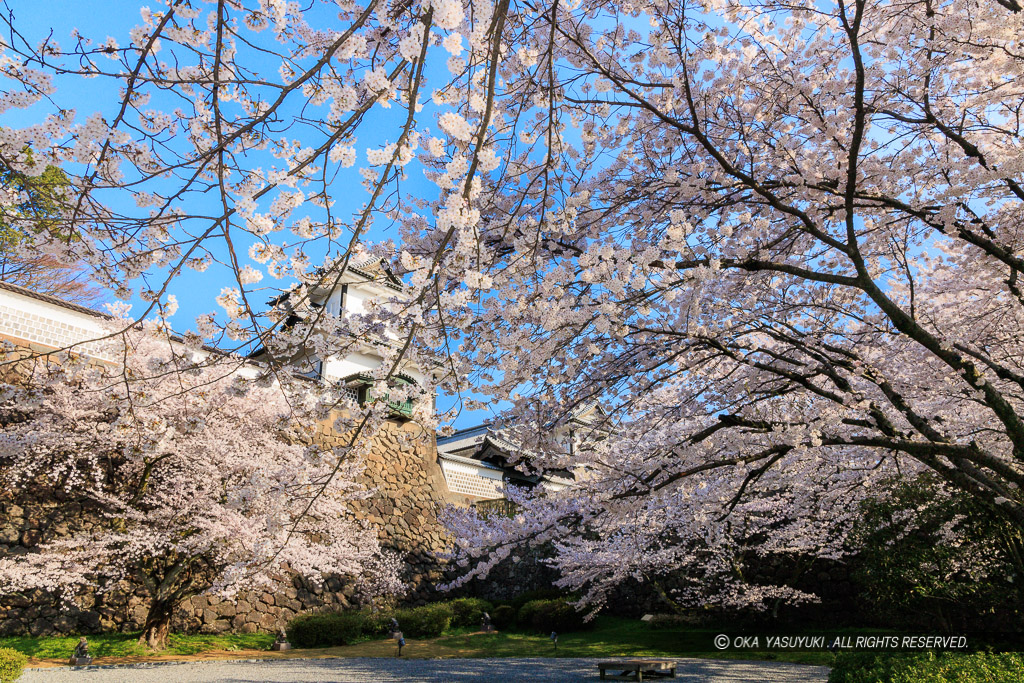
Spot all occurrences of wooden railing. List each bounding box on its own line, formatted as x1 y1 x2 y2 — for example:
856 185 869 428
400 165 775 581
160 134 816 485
382 392 414 418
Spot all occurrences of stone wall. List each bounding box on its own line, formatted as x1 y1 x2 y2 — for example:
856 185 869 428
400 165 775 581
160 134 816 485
320 412 454 606
0 412 457 637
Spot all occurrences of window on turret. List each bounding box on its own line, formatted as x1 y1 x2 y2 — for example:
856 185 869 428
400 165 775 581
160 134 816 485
342 372 416 419
325 295 339 317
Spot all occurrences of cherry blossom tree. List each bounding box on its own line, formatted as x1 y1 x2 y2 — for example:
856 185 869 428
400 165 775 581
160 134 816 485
438 0 1024 611
2 0 1024 614
0 321 400 649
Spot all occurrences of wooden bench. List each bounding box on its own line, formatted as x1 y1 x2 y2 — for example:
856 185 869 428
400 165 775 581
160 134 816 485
598 660 676 681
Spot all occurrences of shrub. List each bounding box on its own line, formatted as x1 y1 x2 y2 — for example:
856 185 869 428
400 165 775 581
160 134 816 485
0 647 27 683
288 602 461 648
509 588 563 612
517 598 591 633
286 611 368 648
359 609 393 637
517 599 545 629
829 651 1024 683
491 604 517 630
443 598 494 629
646 614 692 630
391 603 453 638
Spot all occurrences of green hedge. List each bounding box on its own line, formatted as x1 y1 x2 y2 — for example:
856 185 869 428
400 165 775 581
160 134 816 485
359 609 393 638
491 604 516 630
517 598 591 633
287 603 455 648
443 598 494 629
391 604 453 638
0 647 27 683
509 588 563 612
286 611 368 649
829 651 1024 683
645 614 691 630
286 597 592 648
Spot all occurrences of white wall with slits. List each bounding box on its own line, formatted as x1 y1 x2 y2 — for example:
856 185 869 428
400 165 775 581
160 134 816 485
438 454 505 500
0 286 115 361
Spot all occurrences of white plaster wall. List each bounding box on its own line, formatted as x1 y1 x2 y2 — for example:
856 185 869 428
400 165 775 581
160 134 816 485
440 458 505 499
188 349 263 380
0 288 268 379
345 286 369 315
323 351 380 381
0 289 115 361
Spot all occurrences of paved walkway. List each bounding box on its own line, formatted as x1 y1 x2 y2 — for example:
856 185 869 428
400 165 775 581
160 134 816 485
22 656 830 682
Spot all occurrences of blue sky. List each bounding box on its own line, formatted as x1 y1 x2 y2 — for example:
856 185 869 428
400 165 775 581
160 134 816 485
3 0 501 428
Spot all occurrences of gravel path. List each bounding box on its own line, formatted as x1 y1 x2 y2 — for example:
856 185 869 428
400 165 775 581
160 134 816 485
21 656 830 682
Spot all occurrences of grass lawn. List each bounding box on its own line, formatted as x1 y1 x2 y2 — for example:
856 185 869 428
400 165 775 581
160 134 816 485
333 618 835 667
0 631 275 660
0 617 834 667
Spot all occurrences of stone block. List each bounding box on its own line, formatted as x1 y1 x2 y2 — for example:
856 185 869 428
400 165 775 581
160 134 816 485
29 617 54 637
0 619 23 636
80 612 101 632
257 613 278 630
20 528 41 546
4 595 30 609
200 619 230 634
52 614 76 633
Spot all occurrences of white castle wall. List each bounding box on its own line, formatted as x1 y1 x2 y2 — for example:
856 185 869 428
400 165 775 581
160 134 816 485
0 285 115 362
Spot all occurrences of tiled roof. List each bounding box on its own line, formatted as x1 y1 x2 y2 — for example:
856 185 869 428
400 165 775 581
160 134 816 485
437 423 491 447
437 451 505 471
0 281 109 318
265 257 403 308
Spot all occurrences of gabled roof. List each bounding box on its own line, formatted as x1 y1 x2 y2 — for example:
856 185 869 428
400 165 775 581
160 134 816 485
437 422 575 485
437 423 520 458
266 256 403 309
570 400 607 424
437 450 506 472
347 255 403 291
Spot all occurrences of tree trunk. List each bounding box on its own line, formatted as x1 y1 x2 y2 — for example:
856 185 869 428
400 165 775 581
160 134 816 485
138 598 175 650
